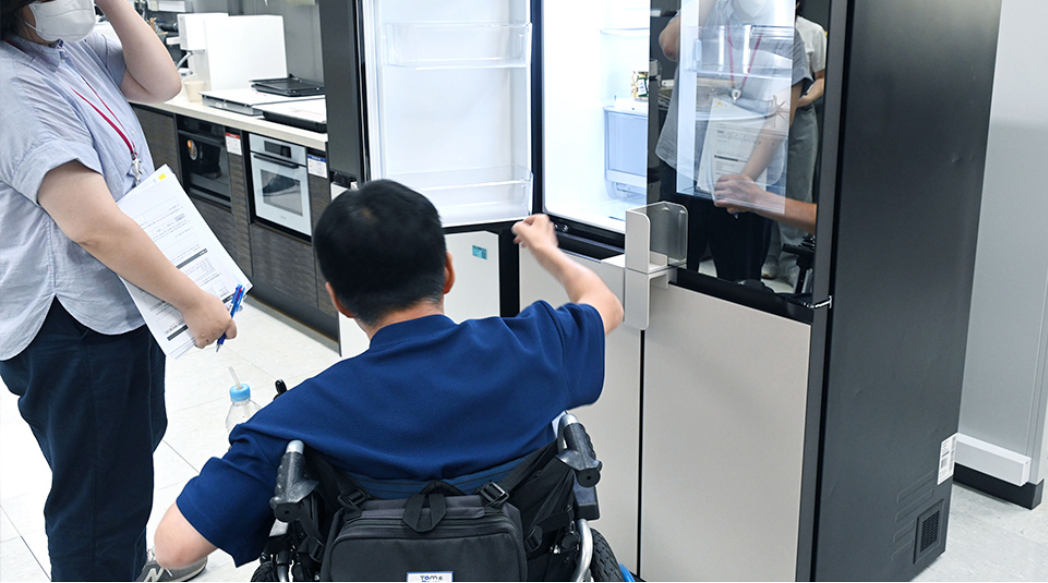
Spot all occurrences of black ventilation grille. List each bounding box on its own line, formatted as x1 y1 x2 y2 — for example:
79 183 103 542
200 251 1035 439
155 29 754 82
919 512 940 551
914 500 945 563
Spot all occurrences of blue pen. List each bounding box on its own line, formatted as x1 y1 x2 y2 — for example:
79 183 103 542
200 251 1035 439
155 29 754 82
216 284 245 352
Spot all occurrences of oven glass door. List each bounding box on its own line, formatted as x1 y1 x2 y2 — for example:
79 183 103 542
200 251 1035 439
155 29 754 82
251 154 312 237
179 132 231 205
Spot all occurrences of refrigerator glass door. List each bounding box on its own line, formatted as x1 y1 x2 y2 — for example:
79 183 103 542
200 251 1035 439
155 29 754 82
362 0 532 227
541 0 651 233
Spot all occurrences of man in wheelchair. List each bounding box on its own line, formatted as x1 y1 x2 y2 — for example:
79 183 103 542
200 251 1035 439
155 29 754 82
153 180 625 580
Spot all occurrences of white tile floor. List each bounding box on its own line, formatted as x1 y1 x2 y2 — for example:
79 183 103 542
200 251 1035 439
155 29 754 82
1 298 1046 581
0 299 340 582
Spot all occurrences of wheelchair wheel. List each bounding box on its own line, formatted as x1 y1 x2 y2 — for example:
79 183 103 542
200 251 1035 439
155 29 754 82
590 529 626 582
250 558 278 582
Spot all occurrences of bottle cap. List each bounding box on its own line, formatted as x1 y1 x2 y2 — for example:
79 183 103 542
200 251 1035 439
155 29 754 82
229 383 251 402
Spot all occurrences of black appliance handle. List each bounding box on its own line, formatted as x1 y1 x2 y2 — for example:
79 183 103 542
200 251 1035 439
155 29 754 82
252 152 300 170
178 131 225 148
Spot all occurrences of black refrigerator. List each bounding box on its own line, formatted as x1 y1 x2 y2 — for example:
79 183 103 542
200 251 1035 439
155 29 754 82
317 0 1004 580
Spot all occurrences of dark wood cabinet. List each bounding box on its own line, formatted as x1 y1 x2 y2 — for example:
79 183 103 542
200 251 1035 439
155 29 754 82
228 129 253 277
249 223 317 308
308 157 338 318
192 197 238 265
132 105 180 180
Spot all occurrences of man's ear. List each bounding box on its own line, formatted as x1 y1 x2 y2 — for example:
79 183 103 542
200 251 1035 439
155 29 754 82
325 282 355 319
443 251 455 295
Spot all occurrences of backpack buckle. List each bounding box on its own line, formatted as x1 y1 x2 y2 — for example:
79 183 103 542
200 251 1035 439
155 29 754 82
479 482 509 507
338 490 368 511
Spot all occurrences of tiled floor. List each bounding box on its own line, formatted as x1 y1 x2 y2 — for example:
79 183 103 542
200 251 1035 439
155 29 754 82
0 299 340 582
2 298 1047 581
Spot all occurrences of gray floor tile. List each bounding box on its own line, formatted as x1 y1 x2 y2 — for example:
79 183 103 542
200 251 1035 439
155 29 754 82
1 491 47 539
0 536 49 582
0 509 17 544
20 529 50 580
913 493 1048 582
220 302 340 384
948 484 1048 547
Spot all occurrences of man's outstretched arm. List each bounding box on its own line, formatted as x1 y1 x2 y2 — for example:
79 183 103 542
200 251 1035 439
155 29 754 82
513 214 624 335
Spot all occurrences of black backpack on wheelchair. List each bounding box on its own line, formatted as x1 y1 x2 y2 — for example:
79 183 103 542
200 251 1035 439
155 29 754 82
251 414 625 582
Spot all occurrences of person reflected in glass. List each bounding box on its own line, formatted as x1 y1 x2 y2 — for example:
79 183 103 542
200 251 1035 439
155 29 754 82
656 0 812 282
762 0 826 285
714 173 816 235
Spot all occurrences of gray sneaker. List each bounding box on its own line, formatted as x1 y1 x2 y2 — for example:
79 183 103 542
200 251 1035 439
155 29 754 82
136 549 207 582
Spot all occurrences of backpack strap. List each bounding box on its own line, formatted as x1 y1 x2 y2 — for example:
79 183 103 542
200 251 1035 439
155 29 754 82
478 441 558 508
307 450 372 515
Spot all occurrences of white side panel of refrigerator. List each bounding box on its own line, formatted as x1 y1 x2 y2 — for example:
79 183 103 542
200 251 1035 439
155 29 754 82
519 248 640 571
444 231 502 324
338 231 503 359
362 0 532 227
542 0 650 232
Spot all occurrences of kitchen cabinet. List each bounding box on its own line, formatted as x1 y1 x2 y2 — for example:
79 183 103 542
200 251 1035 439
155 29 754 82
132 105 180 178
228 128 254 277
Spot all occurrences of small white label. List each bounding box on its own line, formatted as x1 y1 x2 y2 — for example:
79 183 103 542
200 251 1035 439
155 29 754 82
225 133 242 157
938 434 957 484
307 154 328 178
407 572 452 582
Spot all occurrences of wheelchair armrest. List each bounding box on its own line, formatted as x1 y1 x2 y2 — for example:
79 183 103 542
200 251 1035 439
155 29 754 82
270 440 319 523
573 479 600 522
557 416 602 488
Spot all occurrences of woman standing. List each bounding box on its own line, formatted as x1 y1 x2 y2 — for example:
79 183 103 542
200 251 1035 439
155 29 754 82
1 0 236 580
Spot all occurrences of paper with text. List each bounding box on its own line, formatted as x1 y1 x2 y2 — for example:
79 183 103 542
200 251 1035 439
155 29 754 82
116 165 251 358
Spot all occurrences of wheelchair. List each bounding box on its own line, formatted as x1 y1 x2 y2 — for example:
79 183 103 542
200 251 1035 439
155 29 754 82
251 413 629 582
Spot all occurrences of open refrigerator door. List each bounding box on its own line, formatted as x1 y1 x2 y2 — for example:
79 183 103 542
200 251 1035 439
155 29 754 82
360 0 533 228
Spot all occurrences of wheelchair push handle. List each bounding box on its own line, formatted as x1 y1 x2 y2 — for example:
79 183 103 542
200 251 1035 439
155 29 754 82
557 414 602 487
270 440 319 522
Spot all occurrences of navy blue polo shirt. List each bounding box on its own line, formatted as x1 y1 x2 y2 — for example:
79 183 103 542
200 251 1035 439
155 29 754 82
176 300 605 565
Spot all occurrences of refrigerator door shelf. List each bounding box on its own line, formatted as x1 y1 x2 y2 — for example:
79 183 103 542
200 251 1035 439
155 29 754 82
384 23 532 70
388 166 532 226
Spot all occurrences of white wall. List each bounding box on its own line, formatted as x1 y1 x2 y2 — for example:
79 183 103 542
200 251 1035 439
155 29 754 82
959 0 1048 485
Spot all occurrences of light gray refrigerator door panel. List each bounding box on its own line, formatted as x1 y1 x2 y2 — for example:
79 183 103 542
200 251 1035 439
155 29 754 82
640 283 810 581
519 249 640 571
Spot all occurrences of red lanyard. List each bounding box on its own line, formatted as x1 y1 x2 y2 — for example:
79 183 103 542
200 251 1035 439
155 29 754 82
71 74 143 182
727 22 764 98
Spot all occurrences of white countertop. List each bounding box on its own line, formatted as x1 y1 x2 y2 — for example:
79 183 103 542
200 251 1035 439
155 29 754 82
141 95 328 151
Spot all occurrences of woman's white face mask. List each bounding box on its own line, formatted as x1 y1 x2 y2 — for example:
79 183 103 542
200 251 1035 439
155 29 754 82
27 0 97 43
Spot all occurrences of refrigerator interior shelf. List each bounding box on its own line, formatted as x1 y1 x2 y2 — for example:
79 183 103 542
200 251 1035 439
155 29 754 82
388 166 532 225
600 27 649 37
384 23 532 69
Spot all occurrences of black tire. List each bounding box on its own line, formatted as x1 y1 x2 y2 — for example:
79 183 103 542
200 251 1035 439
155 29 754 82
590 529 626 582
250 558 278 582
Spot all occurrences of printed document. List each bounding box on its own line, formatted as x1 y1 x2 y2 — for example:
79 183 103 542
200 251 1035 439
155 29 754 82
116 165 251 358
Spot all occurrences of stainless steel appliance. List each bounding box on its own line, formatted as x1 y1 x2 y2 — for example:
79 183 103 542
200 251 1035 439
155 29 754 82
249 134 312 237
202 88 317 117
178 117 230 206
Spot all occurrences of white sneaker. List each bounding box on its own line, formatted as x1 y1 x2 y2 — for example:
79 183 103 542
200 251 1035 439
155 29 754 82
761 259 780 280
137 549 207 582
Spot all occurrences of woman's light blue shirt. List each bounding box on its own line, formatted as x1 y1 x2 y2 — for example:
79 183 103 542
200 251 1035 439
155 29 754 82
0 33 155 360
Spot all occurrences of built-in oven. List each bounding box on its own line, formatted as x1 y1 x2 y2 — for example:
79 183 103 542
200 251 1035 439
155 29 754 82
177 117 231 207
249 134 312 238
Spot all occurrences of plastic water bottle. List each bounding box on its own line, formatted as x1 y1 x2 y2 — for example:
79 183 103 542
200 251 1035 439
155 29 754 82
226 384 261 435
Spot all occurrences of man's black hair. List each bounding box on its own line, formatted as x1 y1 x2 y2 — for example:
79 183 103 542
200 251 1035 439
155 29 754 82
1 0 34 40
314 180 447 327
